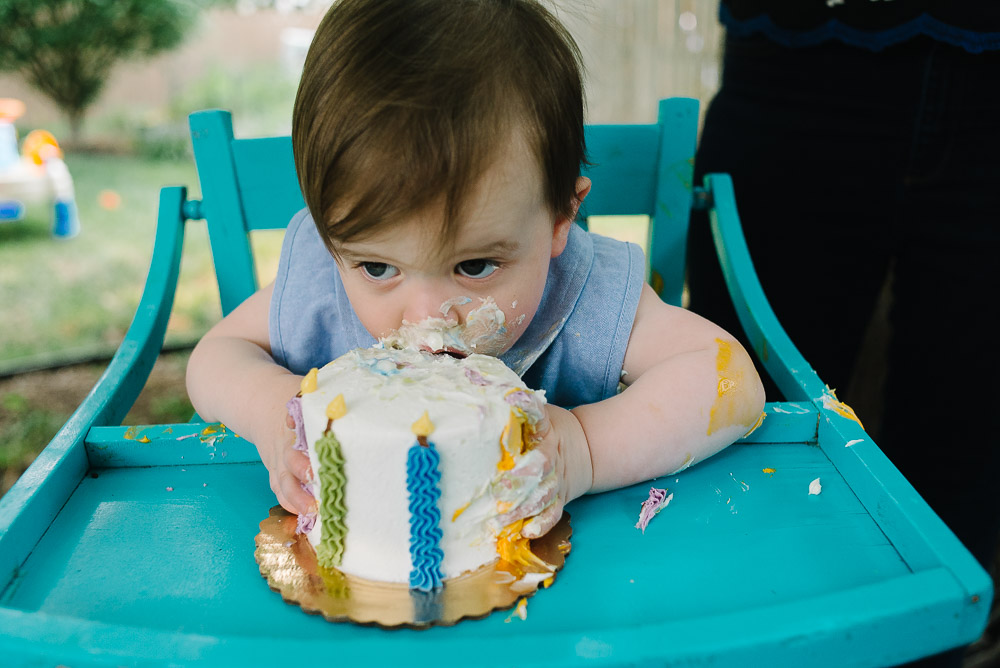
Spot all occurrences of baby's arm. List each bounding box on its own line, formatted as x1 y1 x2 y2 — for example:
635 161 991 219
511 283 764 537
575 282 765 492
185 283 314 515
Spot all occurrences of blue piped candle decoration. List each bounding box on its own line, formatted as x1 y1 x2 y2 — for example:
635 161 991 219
406 411 445 591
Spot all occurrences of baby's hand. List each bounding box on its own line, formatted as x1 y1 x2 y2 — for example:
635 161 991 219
257 394 316 517
493 405 592 538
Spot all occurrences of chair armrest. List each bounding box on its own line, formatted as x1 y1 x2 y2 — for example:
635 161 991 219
66 185 189 429
702 173 826 401
0 186 189 584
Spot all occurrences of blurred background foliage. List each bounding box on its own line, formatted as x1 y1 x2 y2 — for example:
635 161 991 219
0 0 217 142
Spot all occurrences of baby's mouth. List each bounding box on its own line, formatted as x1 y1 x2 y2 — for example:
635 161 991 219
426 347 468 359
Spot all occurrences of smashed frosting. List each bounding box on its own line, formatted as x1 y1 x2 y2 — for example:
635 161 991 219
635 487 672 533
296 511 316 534
286 395 307 452
380 296 511 357
496 518 555 578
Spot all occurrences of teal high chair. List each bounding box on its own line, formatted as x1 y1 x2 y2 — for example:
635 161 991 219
0 99 991 666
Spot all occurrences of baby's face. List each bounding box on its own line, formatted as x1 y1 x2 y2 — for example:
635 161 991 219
333 138 580 357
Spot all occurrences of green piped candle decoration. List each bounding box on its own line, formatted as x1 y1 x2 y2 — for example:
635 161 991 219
315 394 349 570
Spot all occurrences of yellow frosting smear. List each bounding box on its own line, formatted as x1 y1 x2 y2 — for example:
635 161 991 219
707 339 755 436
300 368 319 394
325 394 347 420
411 411 435 437
504 597 529 623
822 391 864 429
496 519 554 578
498 447 516 472
742 410 766 437
498 409 525 471
451 500 471 522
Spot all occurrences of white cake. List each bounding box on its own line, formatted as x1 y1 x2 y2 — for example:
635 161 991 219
289 346 550 589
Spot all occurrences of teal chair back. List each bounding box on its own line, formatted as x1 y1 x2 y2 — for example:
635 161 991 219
189 97 698 316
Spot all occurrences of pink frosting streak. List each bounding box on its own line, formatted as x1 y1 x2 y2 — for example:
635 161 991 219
286 395 307 451
635 487 671 534
296 511 317 535
464 367 489 386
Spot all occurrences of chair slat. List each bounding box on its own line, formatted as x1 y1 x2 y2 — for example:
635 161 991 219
580 123 660 218
650 97 698 305
189 110 259 315
231 136 303 231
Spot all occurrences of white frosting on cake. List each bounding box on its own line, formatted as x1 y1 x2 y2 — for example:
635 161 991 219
299 346 547 584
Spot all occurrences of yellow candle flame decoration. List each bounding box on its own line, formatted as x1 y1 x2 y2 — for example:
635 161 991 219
411 411 435 437
300 368 319 394
326 394 346 420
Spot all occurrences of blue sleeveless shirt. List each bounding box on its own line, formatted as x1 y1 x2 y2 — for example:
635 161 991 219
269 208 646 408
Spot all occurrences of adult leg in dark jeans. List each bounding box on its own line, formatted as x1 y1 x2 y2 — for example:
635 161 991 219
689 34 999 667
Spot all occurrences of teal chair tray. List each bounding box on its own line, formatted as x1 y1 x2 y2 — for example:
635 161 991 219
0 99 991 666
0 409 989 666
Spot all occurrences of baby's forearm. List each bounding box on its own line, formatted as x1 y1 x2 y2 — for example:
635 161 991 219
185 335 301 450
572 344 765 493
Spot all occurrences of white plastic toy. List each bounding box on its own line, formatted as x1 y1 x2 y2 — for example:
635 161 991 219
0 98 80 238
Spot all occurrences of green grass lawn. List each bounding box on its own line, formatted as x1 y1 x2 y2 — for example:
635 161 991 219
0 151 284 495
0 152 284 366
1 154 201 362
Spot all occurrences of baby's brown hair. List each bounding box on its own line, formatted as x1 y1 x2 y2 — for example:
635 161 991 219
292 0 586 254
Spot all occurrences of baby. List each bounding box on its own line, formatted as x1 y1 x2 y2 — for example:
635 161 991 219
186 0 765 538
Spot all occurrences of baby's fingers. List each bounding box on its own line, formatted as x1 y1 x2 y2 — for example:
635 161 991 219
495 474 557 527
278 469 315 516
284 447 313 485
507 448 551 480
521 495 563 538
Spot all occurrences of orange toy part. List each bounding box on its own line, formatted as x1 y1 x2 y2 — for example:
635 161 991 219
22 130 63 165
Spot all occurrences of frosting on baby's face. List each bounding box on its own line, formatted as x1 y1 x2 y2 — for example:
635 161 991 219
381 296 523 358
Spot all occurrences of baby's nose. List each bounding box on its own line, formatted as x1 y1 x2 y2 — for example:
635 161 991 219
402 281 465 324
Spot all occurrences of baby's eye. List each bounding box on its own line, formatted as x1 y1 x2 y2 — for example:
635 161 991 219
360 262 399 280
456 259 498 279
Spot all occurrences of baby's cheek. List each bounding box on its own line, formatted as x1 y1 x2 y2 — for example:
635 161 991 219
359 307 399 341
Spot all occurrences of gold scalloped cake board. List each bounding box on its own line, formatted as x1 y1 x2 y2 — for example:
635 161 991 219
255 505 572 628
